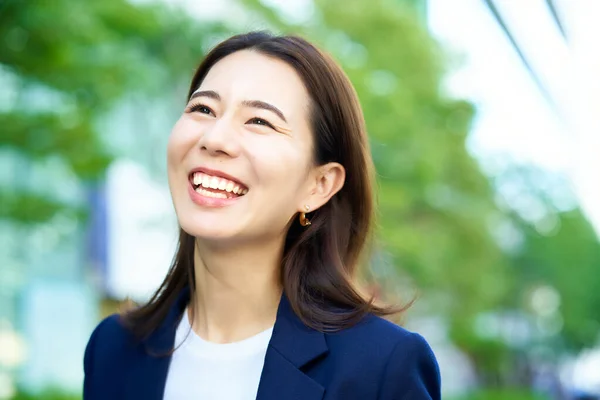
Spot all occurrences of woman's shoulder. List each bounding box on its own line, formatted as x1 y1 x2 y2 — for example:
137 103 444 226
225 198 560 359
323 314 441 398
333 313 433 348
83 313 136 398
87 313 133 347
325 312 439 372
84 313 135 373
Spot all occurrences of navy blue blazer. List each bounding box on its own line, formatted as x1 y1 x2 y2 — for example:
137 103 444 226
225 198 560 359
83 289 440 399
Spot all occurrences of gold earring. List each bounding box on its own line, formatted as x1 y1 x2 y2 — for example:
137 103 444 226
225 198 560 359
299 205 311 226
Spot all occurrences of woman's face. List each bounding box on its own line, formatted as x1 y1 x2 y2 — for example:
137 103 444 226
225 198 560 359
167 50 318 243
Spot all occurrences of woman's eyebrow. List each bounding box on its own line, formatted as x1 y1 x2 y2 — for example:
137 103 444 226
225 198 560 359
241 100 287 123
189 90 220 101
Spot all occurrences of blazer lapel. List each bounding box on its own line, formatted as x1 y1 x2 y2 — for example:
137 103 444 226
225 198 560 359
256 294 328 400
123 288 190 400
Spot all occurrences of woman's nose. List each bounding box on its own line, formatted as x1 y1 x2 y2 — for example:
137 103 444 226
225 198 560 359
197 118 241 158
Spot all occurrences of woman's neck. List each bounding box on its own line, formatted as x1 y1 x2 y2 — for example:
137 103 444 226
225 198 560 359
188 238 283 344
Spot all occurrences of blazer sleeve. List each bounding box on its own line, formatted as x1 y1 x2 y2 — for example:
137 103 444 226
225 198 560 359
377 332 441 400
83 315 116 399
83 318 102 398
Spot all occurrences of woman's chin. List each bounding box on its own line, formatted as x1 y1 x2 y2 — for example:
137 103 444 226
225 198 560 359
180 223 238 241
176 207 244 239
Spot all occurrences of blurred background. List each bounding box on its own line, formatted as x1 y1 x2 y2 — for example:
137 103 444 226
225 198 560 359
1 0 599 399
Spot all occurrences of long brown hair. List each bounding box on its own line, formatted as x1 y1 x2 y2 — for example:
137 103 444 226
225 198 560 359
122 31 404 341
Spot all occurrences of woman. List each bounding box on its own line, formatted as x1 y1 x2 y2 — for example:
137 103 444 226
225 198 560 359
83 31 440 400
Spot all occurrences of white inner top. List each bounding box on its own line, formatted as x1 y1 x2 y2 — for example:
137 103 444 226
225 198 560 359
163 308 274 400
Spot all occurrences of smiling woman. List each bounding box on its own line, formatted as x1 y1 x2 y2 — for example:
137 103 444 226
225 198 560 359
82 31 441 400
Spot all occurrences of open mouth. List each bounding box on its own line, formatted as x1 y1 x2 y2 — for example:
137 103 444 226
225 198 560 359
189 171 248 199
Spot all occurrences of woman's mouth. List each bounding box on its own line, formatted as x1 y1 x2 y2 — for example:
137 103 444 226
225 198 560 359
189 172 248 199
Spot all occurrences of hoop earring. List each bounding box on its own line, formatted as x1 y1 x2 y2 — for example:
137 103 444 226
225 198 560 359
299 205 311 226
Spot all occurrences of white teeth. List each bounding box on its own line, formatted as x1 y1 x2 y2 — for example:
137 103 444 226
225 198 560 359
195 187 227 199
193 173 202 185
191 172 247 195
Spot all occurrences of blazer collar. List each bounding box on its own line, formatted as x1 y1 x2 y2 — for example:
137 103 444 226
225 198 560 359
145 286 191 354
256 293 328 399
268 292 328 367
123 287 190 400
126 287 328 400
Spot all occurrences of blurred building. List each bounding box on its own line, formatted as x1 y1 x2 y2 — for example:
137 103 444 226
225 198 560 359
0 152 98 395
0 89 179 397
427 0 600 236
427 0 600 395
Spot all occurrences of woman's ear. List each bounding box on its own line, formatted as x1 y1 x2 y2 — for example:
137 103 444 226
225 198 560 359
300 162 345 212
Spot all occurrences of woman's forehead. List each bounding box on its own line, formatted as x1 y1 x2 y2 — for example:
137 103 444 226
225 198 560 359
198 50 310 113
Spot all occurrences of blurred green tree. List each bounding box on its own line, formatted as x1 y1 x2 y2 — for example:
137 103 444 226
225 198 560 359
518 209 600 349
500 165 600 350
0 0 225 224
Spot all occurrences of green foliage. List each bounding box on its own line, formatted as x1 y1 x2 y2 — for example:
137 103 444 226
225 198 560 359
0 0 226 224
513 208 600 349
0 189 85 225
1 112 111 179
450 388 548 400
452 323 510 377
10 388 79 400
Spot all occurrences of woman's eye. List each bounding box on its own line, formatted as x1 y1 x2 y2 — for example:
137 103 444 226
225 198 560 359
188 104 213 115
248 117 274 129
